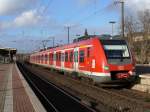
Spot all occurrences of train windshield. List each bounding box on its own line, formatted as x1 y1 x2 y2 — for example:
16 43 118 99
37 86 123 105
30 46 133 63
101 40 131 64
103 45 129 59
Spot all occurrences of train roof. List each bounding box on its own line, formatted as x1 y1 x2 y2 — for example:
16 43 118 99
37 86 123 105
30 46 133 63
31 34 125 55
73 34 123 43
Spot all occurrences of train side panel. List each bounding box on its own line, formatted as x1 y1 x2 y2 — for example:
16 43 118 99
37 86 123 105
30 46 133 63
29 37 137 84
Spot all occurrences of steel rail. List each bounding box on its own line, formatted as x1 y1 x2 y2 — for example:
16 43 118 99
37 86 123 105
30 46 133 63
17 63 60 112
17 62 96 112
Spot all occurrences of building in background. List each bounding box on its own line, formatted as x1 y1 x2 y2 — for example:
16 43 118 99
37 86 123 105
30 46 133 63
0 48 17 63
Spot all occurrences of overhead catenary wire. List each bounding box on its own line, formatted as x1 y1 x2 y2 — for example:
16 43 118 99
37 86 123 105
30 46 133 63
64 1 121 36
38 0 105 40
36 0 53 16
23 1 120 51
41 0 53 16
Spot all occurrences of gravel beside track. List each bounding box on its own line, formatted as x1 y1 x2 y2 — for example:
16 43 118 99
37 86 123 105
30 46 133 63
22 63 150 112
106 88 150 103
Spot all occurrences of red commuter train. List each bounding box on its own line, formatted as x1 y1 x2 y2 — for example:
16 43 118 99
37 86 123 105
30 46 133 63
29 35 137 85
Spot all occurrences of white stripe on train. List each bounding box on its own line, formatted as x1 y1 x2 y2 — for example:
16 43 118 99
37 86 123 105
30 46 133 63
32 62 110 77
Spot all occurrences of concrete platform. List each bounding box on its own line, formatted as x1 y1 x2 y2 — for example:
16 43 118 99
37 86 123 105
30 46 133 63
132 74 150 93
0 64 46 112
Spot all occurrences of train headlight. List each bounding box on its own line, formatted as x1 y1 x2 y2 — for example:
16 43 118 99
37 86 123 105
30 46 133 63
129 71 132 75
103 66 109 70
129 70 136 76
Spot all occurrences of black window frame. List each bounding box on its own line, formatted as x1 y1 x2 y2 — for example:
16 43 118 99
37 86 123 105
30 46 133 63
70 51 73 62
79 50 85 63
87 47 90 57
45 54 48 61
41 55 44 61
59 52 61 61
65 52 68 62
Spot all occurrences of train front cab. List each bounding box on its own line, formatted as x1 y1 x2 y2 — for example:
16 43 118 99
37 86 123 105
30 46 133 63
99 39 137 85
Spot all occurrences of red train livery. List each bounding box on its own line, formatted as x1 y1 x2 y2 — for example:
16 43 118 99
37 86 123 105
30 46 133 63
30 36 137 84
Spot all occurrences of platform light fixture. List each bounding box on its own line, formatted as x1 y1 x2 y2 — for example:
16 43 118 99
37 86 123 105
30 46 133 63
109 21 116 36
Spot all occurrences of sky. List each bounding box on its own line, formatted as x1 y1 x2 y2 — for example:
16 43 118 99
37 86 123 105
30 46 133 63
0 0 150 53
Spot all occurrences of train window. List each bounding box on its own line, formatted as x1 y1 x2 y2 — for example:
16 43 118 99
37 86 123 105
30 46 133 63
87 47 90 57
58 52 61 61
43 55 45 61
40 55 42 61
41 55 43 61
79 50 84 63
65 52 68 62
56 52 60 61
45 54 48 61
44 55 46 61
70 51 73 62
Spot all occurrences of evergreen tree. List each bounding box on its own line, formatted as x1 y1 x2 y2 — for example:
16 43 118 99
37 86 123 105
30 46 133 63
84 29 88 37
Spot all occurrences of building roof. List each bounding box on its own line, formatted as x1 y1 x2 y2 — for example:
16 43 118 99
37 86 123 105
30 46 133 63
0 48 17 56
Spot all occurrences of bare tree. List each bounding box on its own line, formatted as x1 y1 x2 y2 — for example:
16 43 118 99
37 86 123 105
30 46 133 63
124 9 150 63
124 16 137 48
138 9 150 63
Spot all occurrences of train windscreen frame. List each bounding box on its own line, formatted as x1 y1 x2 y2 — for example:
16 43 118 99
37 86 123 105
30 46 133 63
100 39 131 64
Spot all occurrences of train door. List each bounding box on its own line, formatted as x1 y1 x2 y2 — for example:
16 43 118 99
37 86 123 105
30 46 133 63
49 53 50 65
74 48 79 71
45 54 48 65
79 48 86 71
41 54 43 64
86 47 92 72
40 54 42 64
49 53 51 65
61 50 65 70
56 51 61 68
38 55 40 63
53 51 56 67
56 52 59 67
69 50 74 69
64 51 68 68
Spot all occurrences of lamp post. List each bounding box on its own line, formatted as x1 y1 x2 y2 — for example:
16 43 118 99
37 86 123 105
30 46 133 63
64 25 71 44
67 26 70 44
109 21 116 36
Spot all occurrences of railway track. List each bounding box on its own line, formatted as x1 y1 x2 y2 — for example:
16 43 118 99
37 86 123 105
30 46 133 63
19 62 150 112
17 62 96 112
